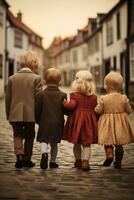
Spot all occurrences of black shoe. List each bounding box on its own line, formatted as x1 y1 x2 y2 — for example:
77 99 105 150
40 153 48 169
114 161 122 169
49 162 59 168
15 154 24 168
103 158 113 166
23 160 35 168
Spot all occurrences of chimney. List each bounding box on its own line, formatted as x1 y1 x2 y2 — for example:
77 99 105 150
17 11 22 21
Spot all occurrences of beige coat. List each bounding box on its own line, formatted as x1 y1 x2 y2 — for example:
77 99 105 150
95 92 134 145
5 69 43 122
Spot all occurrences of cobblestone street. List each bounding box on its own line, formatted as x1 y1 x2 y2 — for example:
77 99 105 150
0 89 134 200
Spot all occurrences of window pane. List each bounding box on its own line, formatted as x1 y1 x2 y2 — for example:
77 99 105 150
0 55 3 78
0 11 4 26
130 60 134 80
14 29 23 48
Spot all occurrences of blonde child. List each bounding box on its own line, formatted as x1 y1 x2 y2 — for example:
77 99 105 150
35 68 67 169
63 70 98 171
5 50 43 168
95 71 134 169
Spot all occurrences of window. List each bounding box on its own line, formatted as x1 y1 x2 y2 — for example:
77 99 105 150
113 56 117 70
65 52 70 62
88 34 99 55
90 66 100 87
73 51 77 63
106 17 113 45
82 47 87 60
0 54 3 78
130 43 134 81
0 11 4 26
14 28 23 48
116 12 121 40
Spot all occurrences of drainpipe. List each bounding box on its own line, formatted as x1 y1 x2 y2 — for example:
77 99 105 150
100 26 104 93
4 8 8 92
125 0 130 96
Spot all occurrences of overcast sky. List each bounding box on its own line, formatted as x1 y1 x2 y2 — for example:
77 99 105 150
7 0 118 48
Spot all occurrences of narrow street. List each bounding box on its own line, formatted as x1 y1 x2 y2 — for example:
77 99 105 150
0 87 134 200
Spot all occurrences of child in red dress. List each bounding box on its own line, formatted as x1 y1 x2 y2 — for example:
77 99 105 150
63 70 98 171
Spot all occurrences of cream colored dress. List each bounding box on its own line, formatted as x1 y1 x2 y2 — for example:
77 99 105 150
95 92 134 145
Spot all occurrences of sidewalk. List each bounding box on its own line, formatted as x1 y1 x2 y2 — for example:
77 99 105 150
0 98 134 200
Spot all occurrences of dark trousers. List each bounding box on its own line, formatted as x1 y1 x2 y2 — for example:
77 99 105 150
11 122 35 160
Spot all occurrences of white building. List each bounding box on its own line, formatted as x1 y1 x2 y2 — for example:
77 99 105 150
0 0 9 97
49 27 89 86
6 10 30 85
6 10 45 86
102 0 128 83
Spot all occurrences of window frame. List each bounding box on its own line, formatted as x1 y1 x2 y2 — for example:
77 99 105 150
106 17 113 46
0 54 3 79
0 11 4 27
116 12 121 40
130 43 134 81
14 28 23 48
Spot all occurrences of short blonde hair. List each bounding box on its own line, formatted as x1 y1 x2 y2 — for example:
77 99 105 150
19 50 39 71
72 70 96 95
104 71 123 92
44 68 61 85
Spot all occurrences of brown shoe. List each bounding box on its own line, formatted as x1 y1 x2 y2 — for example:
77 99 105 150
82 160 90 171
74 159 82 168
103 145 114 167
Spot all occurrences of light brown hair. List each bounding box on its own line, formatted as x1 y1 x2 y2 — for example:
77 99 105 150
19 50 39 72
44 68 61 85
104 71 123 92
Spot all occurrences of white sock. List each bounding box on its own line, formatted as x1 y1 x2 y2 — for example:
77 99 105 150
40 142 48 154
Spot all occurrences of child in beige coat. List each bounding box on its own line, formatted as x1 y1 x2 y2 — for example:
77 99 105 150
5 51 43 168
95 71 134 169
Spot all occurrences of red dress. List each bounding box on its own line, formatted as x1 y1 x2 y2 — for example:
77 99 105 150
63 92 98 145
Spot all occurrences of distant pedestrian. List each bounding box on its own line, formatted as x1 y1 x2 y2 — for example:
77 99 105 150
63 70 98 171
95 71 134 169
5 50 43 169
35 68 67 170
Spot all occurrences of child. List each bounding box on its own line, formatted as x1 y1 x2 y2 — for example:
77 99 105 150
35 68 67 170
63 70 98 171
95 71 134 169
5 50 43 168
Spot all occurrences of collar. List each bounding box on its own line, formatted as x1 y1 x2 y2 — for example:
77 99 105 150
19 67 32 72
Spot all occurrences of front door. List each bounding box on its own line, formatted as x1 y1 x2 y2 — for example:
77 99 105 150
8 59 14 77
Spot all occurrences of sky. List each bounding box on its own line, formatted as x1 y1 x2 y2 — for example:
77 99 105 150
7 0 119 48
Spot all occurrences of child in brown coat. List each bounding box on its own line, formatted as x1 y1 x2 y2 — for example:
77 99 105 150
5 51 43 168
35 68 67 169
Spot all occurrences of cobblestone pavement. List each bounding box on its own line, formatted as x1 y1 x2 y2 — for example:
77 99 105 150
0 88 134 200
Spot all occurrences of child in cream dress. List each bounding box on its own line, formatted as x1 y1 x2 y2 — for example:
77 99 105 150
95 71 134 169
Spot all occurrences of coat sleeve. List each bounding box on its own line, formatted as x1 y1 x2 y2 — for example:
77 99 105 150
63 93 77 110
124 95 132 114
34 76 43 95
95 96 104 114
5 79 12 120
35 91 43 124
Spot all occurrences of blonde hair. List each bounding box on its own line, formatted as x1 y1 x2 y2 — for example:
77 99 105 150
72 70 96 95
44 68 61 85
104 71 123 92
19 50 39 71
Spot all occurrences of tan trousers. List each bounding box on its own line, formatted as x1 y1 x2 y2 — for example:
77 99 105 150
73 144 91 160
11 122 35 160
